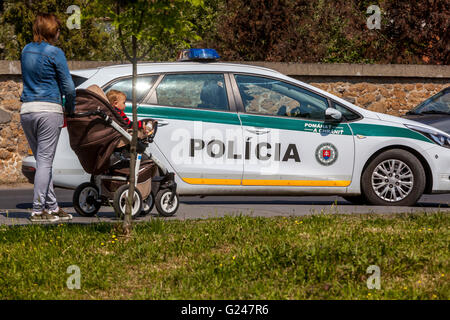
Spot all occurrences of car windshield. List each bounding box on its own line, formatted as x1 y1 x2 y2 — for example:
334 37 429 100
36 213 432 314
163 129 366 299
409 88 450 115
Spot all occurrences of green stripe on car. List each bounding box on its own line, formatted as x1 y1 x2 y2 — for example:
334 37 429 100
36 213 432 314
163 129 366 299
128 105 434 143
349 123 433 143
132 105 240 126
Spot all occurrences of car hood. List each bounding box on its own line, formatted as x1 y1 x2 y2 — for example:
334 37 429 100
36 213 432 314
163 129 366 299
367 111 450 137
403 114 450 135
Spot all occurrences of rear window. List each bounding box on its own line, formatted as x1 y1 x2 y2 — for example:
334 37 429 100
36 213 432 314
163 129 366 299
71 74 89 88
155 73 229 111
103 75 158 103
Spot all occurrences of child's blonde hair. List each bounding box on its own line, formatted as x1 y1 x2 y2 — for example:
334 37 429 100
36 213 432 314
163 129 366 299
106 90 127 105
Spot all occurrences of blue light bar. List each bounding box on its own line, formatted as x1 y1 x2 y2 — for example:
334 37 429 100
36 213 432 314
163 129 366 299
177 48 220 62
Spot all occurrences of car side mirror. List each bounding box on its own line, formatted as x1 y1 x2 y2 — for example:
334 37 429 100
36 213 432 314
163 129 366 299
325 108 342 121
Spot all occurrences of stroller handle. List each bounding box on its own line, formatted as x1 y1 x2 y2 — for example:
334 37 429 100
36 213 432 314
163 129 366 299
66 108 106 119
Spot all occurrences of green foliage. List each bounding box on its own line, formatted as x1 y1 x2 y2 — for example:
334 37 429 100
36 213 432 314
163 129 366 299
87 0 203 62
0 0 204 61
0 0 446 63
203 0 448 64
0 0 115 60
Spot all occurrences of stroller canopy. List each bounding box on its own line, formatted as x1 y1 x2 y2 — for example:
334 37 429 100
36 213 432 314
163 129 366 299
67 88 130 175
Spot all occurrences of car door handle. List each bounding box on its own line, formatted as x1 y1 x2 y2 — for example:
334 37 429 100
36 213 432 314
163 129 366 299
246 127 271 135
157 120 169 127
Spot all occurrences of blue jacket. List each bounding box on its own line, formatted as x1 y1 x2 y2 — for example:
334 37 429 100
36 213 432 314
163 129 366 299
20 42 75 113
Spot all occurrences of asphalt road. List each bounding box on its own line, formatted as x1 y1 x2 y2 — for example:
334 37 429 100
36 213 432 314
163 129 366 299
0 186 449 225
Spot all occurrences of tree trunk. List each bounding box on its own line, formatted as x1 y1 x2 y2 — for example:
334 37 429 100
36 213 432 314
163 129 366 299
123 35 138 235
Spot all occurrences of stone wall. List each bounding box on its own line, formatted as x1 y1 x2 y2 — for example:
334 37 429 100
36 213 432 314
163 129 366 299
0 62 449 184
0 75 28 184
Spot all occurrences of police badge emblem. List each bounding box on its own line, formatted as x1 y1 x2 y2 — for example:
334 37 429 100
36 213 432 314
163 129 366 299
315 143 338 166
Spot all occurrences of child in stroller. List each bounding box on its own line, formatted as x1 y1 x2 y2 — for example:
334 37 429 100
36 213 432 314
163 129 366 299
66 85 179 218
106 89 144 130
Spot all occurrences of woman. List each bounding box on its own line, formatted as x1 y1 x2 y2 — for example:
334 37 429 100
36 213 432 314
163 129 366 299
20 13 75 222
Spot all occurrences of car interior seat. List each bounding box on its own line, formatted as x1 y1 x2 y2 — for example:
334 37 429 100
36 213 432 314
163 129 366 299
197 80 228 110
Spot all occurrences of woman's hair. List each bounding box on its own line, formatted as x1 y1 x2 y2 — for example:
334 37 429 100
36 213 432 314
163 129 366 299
33 13 61 44
106 90 127 105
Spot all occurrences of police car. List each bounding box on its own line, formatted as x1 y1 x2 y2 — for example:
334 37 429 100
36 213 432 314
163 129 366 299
22 49 450 206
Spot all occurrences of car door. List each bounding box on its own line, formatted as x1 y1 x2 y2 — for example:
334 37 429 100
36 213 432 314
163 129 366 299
139 73 244 186
232 74 355 188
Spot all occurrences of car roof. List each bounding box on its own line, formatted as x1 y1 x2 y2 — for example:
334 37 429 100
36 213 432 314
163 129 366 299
107 61 281 73
73 62 283 79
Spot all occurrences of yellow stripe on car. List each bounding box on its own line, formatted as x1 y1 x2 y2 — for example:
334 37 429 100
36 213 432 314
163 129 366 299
242 179 351 187
182 178 351 187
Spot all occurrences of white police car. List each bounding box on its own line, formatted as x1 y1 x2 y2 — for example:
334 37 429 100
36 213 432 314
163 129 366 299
22 49 450 206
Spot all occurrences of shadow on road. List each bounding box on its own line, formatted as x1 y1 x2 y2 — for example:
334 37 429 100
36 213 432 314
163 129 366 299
15 202 73 210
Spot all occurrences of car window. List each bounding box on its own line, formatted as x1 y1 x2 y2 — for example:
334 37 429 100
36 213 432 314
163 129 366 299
103 75 158 103
332 102 361 121
155 73 229 111
413 89 450 114
234 74 329 120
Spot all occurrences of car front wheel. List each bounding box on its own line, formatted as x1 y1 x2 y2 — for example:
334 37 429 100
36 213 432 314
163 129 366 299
361 149 426 206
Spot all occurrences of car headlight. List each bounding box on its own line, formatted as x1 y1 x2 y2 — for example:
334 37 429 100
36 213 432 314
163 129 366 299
405 124 450 148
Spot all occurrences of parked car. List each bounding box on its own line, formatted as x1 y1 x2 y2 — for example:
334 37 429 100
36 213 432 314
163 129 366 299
403 87 450 134
22 49 450 206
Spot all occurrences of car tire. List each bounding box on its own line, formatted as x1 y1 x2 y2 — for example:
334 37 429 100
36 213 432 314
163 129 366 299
155 189 179 217
113 185 143 219
343 195 367 205
361 149 425 206
73 182 101 217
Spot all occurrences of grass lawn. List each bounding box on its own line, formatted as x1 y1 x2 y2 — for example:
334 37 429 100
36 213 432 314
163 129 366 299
0 212 448 299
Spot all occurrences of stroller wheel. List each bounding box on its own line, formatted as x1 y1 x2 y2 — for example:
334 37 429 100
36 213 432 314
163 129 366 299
113 184 143 219
73 182 101 217
155 189 179 217
141 192 155 216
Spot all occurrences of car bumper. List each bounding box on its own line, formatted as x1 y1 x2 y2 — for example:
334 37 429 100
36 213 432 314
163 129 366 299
21 156 91 189
22 156 36 184
427 146 450 193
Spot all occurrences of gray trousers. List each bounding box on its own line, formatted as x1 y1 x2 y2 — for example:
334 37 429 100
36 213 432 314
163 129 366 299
20 112 63 213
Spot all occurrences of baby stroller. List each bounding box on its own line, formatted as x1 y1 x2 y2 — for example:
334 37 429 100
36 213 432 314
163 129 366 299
66 86 179 218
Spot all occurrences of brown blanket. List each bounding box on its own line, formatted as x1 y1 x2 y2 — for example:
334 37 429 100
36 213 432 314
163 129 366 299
67 88 130 175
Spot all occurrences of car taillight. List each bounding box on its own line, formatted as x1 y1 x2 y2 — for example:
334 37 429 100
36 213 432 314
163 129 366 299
22 165 36 172
63 115 67 128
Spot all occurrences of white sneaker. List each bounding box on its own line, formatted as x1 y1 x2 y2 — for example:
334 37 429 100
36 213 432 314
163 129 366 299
30 211 59 222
